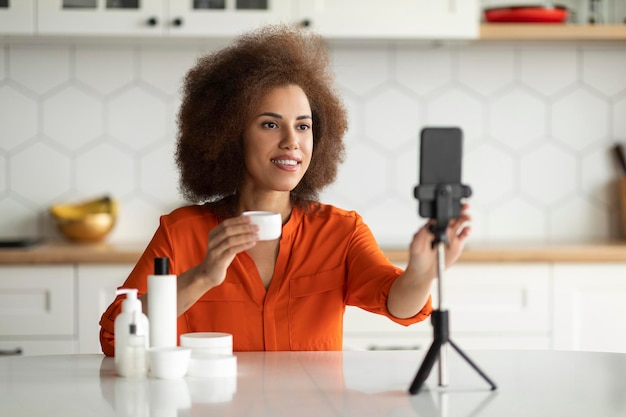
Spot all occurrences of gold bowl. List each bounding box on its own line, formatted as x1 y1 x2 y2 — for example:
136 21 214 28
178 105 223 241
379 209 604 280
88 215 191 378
50 196 118 243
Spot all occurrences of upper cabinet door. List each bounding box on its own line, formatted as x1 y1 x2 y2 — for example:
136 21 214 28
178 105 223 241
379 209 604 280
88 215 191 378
37 0 166 35
168 0 294 37
37 0 294 37
297 0 479 39
0 0 35 34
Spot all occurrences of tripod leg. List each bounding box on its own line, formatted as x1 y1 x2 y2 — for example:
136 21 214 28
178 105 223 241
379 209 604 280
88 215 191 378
448 339 497 391
408 339 442 395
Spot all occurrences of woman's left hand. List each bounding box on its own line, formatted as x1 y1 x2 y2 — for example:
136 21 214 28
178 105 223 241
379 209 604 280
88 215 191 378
405 203 472 280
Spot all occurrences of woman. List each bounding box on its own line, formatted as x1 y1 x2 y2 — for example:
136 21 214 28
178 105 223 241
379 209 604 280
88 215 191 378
99 24 470 355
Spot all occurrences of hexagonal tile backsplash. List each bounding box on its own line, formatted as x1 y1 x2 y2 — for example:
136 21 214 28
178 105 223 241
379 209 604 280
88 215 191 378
1 40 625 246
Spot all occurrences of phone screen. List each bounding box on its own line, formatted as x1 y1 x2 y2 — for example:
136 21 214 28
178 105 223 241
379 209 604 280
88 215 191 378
418 127 463 219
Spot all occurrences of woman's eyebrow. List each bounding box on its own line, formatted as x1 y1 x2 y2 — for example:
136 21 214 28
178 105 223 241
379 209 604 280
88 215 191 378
257 112 312 120
258 112 282 118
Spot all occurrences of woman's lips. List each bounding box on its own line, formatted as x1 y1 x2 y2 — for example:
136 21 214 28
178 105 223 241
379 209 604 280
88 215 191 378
271 157 301 171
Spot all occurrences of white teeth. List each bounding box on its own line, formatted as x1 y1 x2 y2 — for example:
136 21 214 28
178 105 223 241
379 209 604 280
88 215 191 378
272 159 298 166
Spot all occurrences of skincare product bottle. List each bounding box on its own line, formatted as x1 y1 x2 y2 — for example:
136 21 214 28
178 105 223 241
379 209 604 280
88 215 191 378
127 313 148 377
117 313 148 378
148 257 177 348
114 289 149 377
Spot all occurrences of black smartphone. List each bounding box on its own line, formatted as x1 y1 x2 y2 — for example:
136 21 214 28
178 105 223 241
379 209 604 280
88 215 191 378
417 127 463 219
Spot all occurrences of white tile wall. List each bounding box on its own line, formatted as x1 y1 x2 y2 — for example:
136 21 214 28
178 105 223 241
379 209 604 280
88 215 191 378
1 39 625 246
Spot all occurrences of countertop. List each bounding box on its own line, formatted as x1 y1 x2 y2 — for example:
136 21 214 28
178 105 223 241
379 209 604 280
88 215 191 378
1 350 626 416
2 240 626 264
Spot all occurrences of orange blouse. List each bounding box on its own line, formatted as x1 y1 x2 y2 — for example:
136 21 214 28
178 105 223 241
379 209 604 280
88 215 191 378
99 204 432 355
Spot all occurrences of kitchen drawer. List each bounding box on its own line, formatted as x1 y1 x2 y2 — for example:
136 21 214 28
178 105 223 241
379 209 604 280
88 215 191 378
440 263 551 333
343 263 552 351
0 266 75 336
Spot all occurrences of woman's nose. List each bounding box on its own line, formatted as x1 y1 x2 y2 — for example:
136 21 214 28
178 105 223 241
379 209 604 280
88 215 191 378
280 128 299 149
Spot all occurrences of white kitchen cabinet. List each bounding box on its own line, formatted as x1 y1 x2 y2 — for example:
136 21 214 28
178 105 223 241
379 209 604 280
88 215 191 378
553 263 626 353
0 264 131 356
297 0 479 39
0 265 76 355
37 0 294 37
76 264 132 354
343 263 552 350
0 0 35 34
5 259 626 355
36 0 478 39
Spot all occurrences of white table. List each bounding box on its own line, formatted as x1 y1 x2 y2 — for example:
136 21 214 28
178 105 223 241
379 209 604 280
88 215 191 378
1 349 626 416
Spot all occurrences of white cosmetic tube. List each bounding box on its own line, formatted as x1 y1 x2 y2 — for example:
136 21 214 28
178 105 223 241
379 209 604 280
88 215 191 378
148 257 177 348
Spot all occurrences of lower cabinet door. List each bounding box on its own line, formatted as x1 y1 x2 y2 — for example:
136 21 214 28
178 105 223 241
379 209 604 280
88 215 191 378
554 263 626 353
77 264 133 354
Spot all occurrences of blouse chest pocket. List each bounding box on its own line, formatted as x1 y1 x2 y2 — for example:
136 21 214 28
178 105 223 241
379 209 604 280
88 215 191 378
289 269 344 298
288 266 345 350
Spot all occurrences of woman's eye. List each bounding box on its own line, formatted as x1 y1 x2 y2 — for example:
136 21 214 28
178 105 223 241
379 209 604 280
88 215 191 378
298 124 311 131
262 121 278 129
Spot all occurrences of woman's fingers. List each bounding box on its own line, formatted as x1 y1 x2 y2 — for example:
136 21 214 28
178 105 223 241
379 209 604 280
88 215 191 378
209 217 258 249
201 216 260 285
444 202 471 236
209 230 257 255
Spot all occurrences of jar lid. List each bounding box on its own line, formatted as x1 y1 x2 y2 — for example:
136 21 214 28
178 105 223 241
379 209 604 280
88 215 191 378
180 332 233 348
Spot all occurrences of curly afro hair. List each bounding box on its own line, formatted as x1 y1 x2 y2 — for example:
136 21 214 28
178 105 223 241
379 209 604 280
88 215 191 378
175 24 348 218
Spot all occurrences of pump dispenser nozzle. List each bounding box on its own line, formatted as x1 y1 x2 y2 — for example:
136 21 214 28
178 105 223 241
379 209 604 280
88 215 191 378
117 288 138 298
116 288 141 313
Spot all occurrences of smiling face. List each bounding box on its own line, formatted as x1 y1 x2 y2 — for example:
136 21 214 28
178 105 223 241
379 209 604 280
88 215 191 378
241 84 313 195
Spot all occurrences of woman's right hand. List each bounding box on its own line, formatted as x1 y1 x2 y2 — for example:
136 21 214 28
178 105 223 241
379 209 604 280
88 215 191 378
197 215 259 288
172 215 258 316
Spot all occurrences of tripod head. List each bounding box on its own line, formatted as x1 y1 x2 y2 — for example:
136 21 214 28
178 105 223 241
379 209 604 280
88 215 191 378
414 183 472 247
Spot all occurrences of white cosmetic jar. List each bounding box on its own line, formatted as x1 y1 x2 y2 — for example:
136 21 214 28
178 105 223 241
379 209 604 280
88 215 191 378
242 211 281 241
180 332 233 356
148 346 191 379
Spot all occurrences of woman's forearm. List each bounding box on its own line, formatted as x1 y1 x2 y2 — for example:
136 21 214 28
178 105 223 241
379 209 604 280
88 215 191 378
386 269 435 319
139 264 216 317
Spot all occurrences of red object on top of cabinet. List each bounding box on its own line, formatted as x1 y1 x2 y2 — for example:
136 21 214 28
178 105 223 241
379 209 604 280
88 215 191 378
484 6 568 23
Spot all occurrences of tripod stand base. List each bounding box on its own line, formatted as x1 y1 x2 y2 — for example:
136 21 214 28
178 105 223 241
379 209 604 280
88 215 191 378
408 310 497 395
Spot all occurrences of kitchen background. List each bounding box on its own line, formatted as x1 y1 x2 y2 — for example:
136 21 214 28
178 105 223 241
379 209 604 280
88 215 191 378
2 2 626 248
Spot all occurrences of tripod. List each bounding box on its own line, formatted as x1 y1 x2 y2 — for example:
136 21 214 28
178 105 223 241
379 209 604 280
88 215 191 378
408 184 497 395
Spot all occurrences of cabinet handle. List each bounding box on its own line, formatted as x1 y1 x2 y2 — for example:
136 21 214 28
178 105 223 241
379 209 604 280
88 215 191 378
368 345 420 351
0 347 23 356
146 17 158 27
172 17 184 27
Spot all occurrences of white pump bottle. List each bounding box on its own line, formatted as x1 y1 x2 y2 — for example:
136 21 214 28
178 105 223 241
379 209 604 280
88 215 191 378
114 288 150 377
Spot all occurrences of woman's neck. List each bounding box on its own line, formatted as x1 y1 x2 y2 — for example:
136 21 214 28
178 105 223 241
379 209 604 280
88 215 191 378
237 191 292 224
